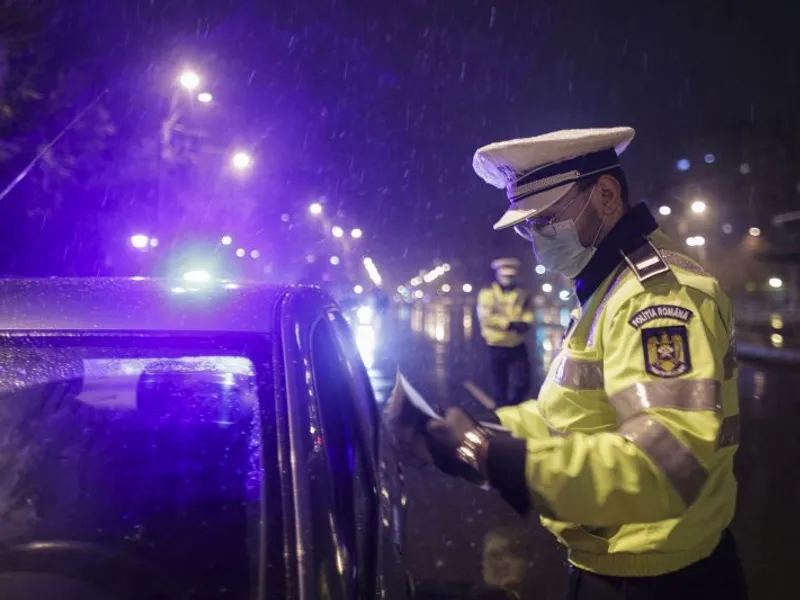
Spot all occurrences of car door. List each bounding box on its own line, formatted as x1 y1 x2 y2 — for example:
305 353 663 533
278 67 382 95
302 312 380 600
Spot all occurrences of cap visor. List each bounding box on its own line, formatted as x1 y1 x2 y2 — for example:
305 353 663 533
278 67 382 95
492 182 575 230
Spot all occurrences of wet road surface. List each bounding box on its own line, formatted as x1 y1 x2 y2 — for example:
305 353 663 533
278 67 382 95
362 302 800 599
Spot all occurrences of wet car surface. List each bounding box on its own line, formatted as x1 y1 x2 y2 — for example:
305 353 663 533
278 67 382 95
0 278 411 600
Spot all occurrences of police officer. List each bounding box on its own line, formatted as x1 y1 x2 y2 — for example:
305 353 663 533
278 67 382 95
422 128 748 599
477 258 534 406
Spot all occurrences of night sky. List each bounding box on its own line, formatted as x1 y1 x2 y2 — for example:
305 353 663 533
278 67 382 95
2 0 798 283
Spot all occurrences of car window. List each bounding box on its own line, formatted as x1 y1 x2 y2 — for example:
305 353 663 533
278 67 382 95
308 319 378 600
0 335 270 599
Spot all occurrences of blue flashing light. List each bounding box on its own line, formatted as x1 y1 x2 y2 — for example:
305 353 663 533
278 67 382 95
676 159 691 172
704 153 716 164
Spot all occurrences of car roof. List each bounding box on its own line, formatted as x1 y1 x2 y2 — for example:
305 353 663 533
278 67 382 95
0 278 333 333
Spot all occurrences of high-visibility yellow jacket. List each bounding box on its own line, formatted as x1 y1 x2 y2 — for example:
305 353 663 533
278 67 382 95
477 283 535 347
484 206 740 578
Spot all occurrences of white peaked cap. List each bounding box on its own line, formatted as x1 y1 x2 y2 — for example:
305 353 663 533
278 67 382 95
472 127 635 230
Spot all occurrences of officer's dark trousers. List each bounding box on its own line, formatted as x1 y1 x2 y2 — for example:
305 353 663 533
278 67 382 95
488 343 531 407
564 530 748 600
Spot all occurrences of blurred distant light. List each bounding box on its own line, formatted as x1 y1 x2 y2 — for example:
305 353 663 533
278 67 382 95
231 151 252 170
558 290 571 301
353 284 364 295
739 162 751 175
658 205 672 216
412 289 423 299
149 237 159 248
768 277 784 289
534 265 546 275
351 228 363 239
363 257 382 286
130 234 149 249
281 213 290 222
749 227 761 237
330 255 341 265
171 287 187 294
462 283 473 293
690 200 707 214
542 283 553 293
441 284 451 293
250 249 260 259
686 236 706 247
306 254 315 263
676 158 691 172
236 248 246 258
396 285 406 293
221 235 232 245
704 153 716 164
178 70 200 90
331 226 344 238
442 263 451 272
224 283 239 290
722 223 733 234
197 92 213 103
183 269 211 283
356 305 374 325
309 202 323 215
131 276 145 281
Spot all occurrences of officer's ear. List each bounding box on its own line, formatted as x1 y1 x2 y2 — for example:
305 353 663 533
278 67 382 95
596 174 623 216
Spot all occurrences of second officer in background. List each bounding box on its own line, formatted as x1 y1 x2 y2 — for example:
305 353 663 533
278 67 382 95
477 258 534 406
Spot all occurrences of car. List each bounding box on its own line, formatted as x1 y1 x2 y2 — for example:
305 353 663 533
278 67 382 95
0 278 411 600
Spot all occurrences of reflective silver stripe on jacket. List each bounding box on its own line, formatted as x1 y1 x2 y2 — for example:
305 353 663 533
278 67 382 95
610 378 724 507
552 354 604 390
618 415 709 506
608 379 722 424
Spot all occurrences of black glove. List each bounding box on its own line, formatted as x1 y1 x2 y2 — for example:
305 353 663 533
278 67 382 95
508 322 530 334
424 408 491 485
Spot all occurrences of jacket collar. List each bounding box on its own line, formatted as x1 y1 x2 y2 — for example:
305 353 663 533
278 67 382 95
574 203 658 305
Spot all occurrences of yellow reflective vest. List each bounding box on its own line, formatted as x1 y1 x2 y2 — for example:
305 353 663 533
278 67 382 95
477 283 535 347
485 224 740 578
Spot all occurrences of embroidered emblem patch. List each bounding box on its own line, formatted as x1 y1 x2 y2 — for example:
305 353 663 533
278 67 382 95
641 326 692 378
628 305 694 329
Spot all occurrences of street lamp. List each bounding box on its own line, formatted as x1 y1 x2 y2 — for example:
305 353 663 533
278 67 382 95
749 227 761 237
690 200 707 214
197 92 213 103
351 228 363 239
178 70 200 91
769 277 784 289
462 283 473 293
130 234 149 249
231 151 252 170
658 205 672 216
221 235 232 246
309 202 323 215
542 283 553 293
331 226 344 238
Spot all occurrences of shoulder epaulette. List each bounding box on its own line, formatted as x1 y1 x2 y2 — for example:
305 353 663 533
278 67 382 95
620 239 671 284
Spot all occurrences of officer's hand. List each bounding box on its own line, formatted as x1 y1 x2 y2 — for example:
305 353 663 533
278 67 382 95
425 408 488 482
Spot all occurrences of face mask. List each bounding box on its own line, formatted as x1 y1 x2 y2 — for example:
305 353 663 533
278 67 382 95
531 187 605 279
497 275 516 287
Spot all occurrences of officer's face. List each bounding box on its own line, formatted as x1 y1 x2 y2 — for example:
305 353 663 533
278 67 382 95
575 174 624 247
